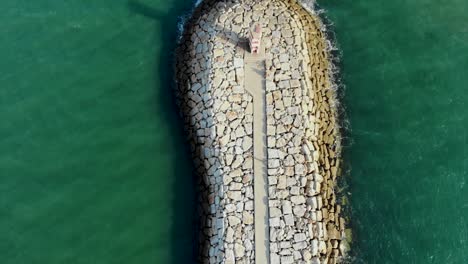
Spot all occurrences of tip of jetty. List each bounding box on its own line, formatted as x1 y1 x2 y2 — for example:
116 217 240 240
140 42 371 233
175 0 348 263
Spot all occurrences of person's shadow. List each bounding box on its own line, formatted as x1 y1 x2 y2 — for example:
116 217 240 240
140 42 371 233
128 1 198 263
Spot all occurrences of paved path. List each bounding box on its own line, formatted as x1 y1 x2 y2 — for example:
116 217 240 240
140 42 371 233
244 48 270 264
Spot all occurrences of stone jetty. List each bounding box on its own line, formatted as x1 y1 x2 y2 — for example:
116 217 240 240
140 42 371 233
175 0 348 263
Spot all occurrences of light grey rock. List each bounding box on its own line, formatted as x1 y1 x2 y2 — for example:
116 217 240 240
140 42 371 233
291 195 306 204
225 249 235 264
220 134 230 146
300 176 308 187
290 79 301 88
226 227 235 243
306 180 320 196
267 125 276 136
234 243 245 258
280 241 292 249
293 241 307 250
226 204 237 213
243 211 254 225
245 239 253 252
282 201 292 214
219 101 231 112
310 257 320 264
283 155 295 166
230 169 242 178
245 200 254 211
278 80 291 89
232 85 243 94
230 182 243 191
268 176 278 185
293 205 306 217
281 255 294 264
276 138 287 148
306 196 318 210
294 233 307 242
234 58 243 68
228 191 242 201
236 202 244 212
277 189 289 199
314 173 324 183
269 199 281 207
223 175 233 185
292 135 302 146
231 155 244 169
245 186 254 199
271 253 280 264
293 250 302 261
228 215 241 226
295 164 306 175
270 217 281 227
224 154 234 166
277 176 287 189
268 136 276 147
213 76 223 88
270 241 278 251
290 186 300 195
230 119 242 129
279 53 289 63
311 239 318 256
243 156 252 170
270 207 282 217
227 70 236 82
213 49 224 57
268 159 280 168
276 124 287 134
284 214 295 226
235 125 246 138
319 240 327 254
266 81 276 91
313 150 319 161
243 137 253 151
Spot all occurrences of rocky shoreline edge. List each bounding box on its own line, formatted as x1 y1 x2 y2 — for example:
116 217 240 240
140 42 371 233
175 0 349 263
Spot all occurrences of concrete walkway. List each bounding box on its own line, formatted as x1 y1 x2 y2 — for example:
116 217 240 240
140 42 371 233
244 48 270 264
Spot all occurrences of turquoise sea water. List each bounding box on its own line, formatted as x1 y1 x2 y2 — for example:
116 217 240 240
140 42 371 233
2 0 468 263
320 0 468 263
0 0 196 263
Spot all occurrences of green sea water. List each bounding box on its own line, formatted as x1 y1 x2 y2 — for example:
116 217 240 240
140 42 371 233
2 0 468 263
0 0 196 263
320 0 468 263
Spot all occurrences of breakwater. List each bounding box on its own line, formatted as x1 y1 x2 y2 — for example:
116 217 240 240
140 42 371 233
175 0 347 263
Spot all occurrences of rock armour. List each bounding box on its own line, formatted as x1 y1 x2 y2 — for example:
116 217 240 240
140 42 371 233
175 0 347 263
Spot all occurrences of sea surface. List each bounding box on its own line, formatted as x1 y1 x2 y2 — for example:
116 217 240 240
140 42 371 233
2 0 468 263
320 0 468 263
0 0 197 263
